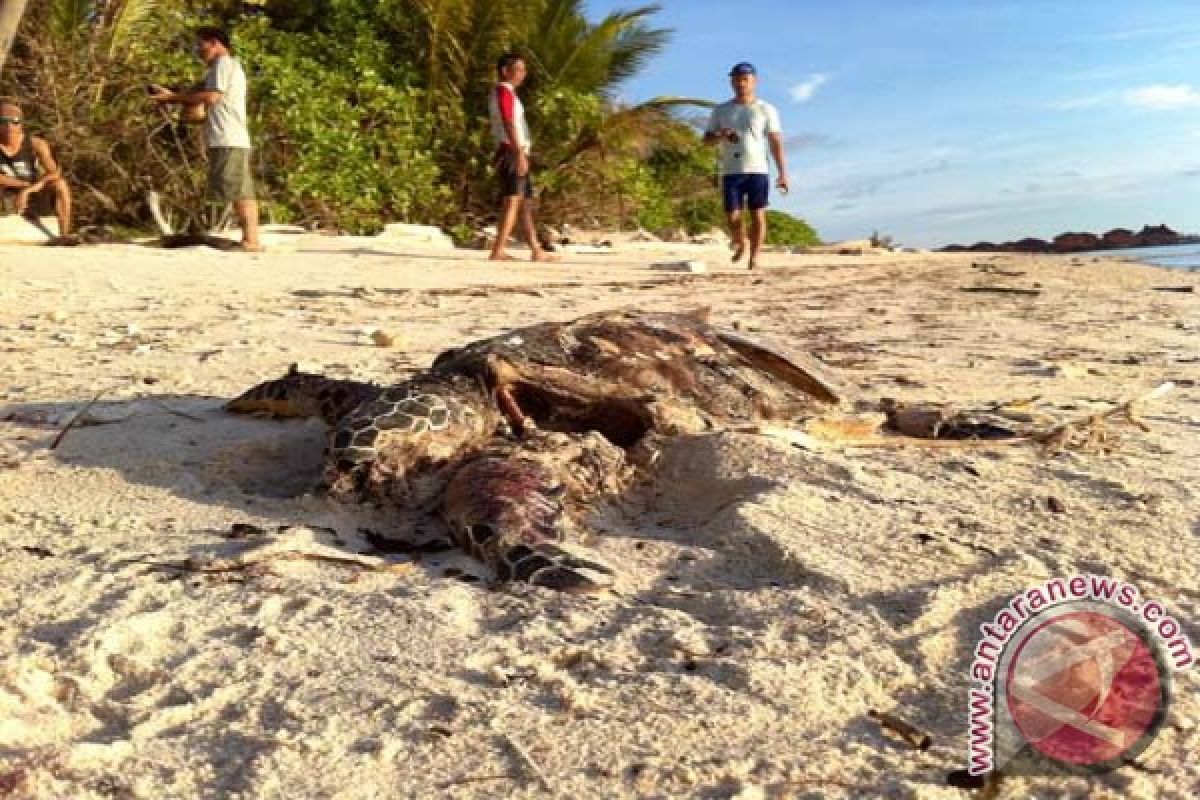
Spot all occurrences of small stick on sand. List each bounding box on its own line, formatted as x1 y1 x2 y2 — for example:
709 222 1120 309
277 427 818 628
51 390 107 449
437 773 521 790
501 733 553 792
868 709 933 750
958 286 1042 297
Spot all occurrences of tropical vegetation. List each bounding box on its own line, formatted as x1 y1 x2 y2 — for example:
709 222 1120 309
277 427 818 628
1 0 820 243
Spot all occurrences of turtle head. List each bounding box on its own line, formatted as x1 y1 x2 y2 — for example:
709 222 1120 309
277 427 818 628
225 364 380 425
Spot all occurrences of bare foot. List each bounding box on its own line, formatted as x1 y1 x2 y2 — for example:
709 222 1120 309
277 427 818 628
489 251 518 261
731 241 746 263
531 250 561 263
239 241 265 253
747 259 757 271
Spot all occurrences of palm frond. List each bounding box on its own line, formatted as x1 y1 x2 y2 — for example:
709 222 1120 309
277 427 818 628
50 0 92 40
109 0 162 57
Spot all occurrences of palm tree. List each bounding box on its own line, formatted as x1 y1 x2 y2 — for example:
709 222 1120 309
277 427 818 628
0 0 29 73
398 0 709 224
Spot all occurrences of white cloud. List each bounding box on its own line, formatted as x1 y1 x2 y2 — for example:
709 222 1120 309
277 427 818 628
1053 84 1200 112
1124 84 1200 110
789 74 829 104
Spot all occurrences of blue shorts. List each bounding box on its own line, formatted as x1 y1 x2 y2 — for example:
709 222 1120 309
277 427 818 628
722 173 769 212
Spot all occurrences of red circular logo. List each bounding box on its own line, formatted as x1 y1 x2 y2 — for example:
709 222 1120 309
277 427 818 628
1005 610 1166 767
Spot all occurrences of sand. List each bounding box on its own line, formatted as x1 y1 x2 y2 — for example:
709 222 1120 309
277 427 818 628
0 236 1196 799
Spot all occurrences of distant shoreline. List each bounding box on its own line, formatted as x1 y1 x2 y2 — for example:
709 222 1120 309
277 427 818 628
938 224 1195 255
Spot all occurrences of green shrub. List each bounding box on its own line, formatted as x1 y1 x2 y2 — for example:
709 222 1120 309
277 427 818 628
766 210 820 247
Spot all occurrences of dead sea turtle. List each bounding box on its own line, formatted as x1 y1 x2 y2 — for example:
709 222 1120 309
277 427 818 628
225 309 846 591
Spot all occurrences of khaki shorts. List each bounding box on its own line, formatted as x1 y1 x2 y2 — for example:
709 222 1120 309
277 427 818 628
207 147 255 204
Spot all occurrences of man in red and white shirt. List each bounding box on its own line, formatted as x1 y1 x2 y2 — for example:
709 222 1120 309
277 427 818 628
487 53 555 262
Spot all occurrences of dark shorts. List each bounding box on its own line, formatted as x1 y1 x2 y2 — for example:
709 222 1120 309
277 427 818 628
207 147 255 204
495 147 534 199
1 181 57 217
722 173 770 212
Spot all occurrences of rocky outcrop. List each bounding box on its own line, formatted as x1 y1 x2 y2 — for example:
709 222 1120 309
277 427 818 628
1101 228 1137 248
1012 238 1052 253
1137 224 1178 247
939 224 1186 254
1052 232 1101 253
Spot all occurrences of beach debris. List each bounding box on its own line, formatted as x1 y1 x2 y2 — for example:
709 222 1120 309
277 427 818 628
1046 496 1068 514
370 329 397 348
500 732 553 792
867 709 932 751
1039 361 1087 379
1033 381 1174 454
129 526 413 579
881 401 1018 441
1150 286 1195 293
690 228 730 247
437 773 521 791
788 382 1173 453
973 263 1027 277
958 286 1042 297
51 390 107 449
227 522 269 539
651 259 708 274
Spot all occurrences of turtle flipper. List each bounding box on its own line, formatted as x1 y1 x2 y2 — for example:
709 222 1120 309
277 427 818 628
444 454 615 593
496 542 615 592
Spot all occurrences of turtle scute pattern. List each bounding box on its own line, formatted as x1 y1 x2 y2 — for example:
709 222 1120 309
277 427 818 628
225 310 843 592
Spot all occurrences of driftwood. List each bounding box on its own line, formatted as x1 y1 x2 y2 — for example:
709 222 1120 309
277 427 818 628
1150 286 1195 293
958 286 1042 297
752 383 1174 453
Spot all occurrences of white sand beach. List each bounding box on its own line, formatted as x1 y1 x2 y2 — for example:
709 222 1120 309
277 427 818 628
0 239 1196 798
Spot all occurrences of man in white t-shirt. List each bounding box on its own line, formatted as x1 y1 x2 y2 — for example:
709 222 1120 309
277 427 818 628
151 27 261 252
704 62 789 270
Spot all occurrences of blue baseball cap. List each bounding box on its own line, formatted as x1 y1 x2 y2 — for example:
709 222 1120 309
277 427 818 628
729 62 757 77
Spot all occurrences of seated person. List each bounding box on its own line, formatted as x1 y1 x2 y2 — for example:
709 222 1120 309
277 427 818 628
0 100 73 240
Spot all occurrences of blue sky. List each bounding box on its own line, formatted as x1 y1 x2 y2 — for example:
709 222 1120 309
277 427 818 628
588 0 1200 247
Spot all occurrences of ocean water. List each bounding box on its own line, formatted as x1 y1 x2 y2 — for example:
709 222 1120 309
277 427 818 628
1084 243 1200 271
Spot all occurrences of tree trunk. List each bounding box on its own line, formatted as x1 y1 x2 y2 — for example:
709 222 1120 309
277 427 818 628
0 0 28 75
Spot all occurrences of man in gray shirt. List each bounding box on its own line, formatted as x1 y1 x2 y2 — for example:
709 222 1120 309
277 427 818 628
704 62 789 270
151 27 260 251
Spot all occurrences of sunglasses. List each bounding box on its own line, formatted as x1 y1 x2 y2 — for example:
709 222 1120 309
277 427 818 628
0 117 21 125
